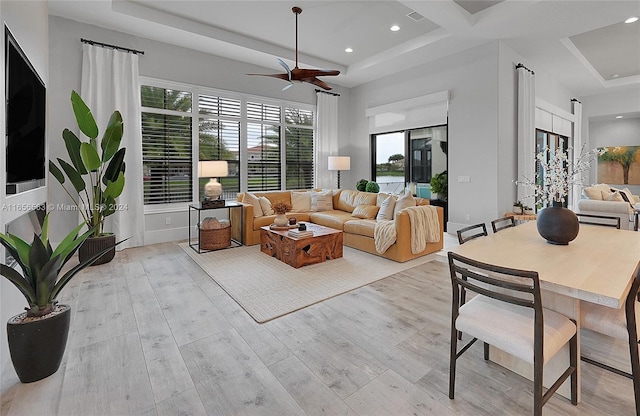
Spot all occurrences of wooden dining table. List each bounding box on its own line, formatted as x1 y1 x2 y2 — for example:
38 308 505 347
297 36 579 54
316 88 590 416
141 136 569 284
448 220 640 402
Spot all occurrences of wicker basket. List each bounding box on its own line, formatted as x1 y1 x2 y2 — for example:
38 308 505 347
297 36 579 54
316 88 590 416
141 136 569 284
199 224 231 250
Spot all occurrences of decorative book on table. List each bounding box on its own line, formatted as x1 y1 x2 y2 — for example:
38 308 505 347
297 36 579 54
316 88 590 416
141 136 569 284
288 229 313 238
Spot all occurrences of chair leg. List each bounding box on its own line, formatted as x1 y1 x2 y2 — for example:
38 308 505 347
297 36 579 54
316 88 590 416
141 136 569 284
570 332 578 405
458 279 467 341
628 339 640 416
449 317 459 399
533 358 543 416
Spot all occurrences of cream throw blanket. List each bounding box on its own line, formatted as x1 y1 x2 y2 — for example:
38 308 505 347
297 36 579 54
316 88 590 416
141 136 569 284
374 205 440 254
405 205 440 253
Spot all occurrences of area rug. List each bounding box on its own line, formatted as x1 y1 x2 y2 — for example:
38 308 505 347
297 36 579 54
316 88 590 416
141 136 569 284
179 243 435 323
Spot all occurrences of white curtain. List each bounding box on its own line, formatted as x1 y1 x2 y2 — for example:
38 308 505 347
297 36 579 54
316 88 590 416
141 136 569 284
315 92 339 189
571 99 583 210
517 65 536 208
81 44 144 249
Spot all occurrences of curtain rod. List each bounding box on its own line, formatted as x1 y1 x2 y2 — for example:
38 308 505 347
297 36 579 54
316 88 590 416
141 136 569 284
80 38 145 55
315 89 340 97
515 63 534 75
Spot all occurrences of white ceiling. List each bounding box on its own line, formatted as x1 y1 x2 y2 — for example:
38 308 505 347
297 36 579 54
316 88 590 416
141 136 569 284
48 0 640 97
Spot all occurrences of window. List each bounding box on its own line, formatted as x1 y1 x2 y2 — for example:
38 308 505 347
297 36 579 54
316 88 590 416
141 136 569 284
285 107 314 190
199 94 241 200
247 102 281 192
141 86 193 205
536 129 568 209
141 79 315 207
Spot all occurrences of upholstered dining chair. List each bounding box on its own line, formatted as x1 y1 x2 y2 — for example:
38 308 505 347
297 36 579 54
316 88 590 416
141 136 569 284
448 252 578 416
580 261 640 415
491 216 516 233
456 223 488 245
575 213 621 229
455 223 488 339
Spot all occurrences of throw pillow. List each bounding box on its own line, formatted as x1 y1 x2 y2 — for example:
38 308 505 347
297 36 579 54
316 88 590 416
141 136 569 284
376 195 396 220
352 204 380 219
291 191 312 212
603 190 624 202
259 196 274 215
244 192 264 217
583 184 607 200
311 190 333 211
393 192 416 219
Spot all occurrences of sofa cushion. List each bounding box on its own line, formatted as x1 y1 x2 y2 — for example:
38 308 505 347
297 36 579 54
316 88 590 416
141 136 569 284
259 196 274 215
582 183 610 200
376 195 396 221
352 204 380 219
244 192 264 217
393 192 416 219
336 190 377 213
343 219 376 238
311 189 334 211
309 210 353 229
291 191 312 212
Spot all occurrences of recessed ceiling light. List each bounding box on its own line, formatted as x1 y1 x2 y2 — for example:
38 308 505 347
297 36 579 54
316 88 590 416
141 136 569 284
611 73 620 78
345 47 353 53
625 16 638 24
390 25 400 32
616 115 623 119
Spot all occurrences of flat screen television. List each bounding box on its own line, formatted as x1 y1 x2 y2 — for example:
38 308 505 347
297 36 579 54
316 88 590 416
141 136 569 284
5 27 46 194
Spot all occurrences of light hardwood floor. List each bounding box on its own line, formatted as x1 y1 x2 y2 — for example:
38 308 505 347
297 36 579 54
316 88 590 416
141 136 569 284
1 237 636 415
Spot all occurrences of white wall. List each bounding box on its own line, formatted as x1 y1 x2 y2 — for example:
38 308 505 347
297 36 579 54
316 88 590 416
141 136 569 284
48 16 352 244
0 0 49 377
582 88 640 193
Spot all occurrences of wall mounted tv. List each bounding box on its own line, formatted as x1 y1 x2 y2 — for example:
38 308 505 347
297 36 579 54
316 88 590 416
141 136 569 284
5 27 46 195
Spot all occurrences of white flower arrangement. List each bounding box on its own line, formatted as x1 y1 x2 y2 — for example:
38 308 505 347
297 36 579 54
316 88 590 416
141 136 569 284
517 145 603 205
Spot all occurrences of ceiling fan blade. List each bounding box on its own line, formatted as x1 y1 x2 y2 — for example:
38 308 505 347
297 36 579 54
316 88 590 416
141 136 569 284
306 77 333 91
246 73 290 81
295 68 340 78
276 58 292 81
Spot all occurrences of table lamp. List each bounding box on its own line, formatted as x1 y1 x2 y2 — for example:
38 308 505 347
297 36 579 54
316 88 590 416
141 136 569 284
328 156 350 189
198 160 228 207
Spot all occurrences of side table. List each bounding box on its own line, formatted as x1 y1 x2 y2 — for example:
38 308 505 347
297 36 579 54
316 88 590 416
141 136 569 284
504 212 537 224
189 202 244 253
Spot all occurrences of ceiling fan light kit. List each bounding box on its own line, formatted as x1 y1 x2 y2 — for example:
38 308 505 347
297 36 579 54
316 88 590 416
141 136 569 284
247 6 340 90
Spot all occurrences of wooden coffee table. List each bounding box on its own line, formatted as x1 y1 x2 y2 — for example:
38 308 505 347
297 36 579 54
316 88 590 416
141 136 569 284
260 223 343 268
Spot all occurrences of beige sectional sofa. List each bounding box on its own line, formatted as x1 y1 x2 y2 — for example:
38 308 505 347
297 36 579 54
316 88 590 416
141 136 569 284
577 184 640 230
233 189 444 262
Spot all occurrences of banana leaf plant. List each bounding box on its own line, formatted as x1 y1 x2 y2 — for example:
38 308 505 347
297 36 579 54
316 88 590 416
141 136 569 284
0 213 123 318
49 90 125 237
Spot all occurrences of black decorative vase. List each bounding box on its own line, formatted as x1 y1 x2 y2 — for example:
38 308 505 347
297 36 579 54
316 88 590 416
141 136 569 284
536 202 579 245
79 233 116 265
7 305 71 383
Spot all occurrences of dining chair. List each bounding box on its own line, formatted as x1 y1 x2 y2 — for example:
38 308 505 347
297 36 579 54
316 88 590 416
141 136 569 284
491 216 516 233
575 213 621 229
580 261 640 415
455 223 488 339
456 223 488 245
448 252 577 416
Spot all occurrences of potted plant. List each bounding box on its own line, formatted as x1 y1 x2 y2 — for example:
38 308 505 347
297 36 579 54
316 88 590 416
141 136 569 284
430 171 448 201
365 181 380 193
0 213 122 382
272 200 292 227
356 179 368 191
512 201 524 214
49 91 125 265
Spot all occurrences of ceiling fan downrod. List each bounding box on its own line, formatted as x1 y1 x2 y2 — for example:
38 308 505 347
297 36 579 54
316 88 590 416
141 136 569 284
293 6 302 69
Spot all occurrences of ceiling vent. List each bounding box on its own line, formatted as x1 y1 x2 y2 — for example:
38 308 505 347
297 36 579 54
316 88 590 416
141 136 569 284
407 11 424 21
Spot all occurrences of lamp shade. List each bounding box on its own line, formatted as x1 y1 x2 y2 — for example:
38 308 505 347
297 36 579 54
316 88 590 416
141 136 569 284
198 160 228 178
328 156 350 171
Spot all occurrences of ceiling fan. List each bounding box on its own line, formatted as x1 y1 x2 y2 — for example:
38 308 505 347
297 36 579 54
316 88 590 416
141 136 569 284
248 6 340 91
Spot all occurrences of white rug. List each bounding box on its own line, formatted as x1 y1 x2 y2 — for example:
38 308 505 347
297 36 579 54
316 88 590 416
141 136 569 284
179 243 436 323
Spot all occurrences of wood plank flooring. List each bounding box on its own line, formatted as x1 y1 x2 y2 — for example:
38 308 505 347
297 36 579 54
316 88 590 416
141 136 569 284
1 240 636 415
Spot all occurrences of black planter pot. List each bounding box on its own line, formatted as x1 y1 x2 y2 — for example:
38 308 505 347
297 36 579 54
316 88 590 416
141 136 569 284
79 233 116 265
536 202 579 245
7 305 71 383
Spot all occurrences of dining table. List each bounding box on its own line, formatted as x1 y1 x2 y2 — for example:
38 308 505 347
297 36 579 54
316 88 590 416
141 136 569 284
448 220 640 402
